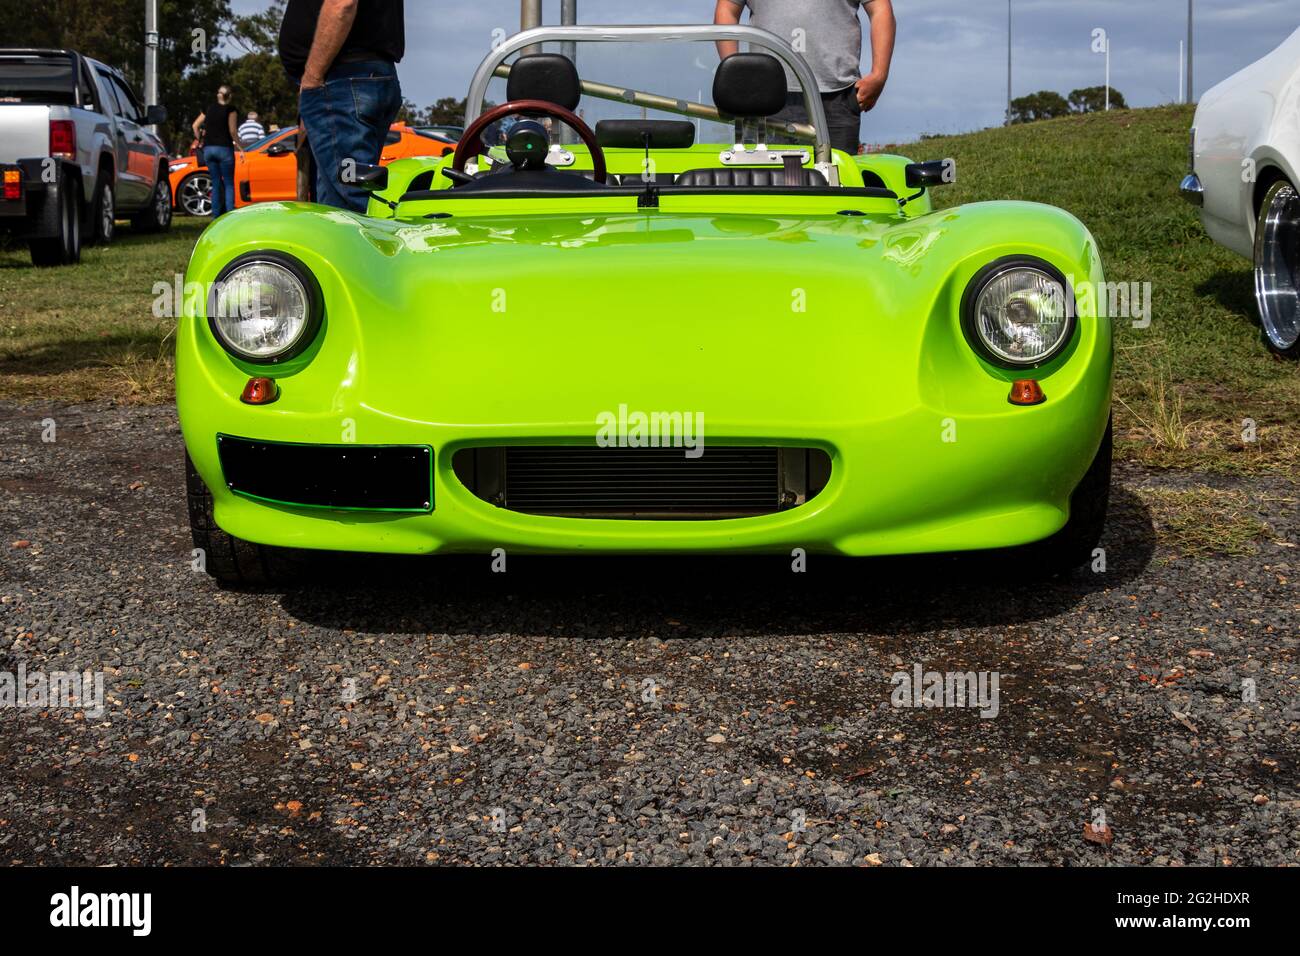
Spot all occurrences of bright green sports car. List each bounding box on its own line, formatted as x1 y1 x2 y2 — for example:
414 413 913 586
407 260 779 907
177 25 1112 586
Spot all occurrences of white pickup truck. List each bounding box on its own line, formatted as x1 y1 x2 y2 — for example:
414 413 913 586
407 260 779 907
0 48 172 266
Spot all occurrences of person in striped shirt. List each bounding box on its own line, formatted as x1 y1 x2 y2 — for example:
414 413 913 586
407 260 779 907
238 112 266 146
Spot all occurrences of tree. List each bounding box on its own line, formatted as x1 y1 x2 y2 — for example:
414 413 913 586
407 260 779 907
424 97 473 127
395 99 427 126
1009 90 1072 125
1068 86 1128 113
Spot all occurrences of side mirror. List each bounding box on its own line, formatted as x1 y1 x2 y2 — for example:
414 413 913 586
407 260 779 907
339 160 388 191
145 104 168 125
904 159 956 189
267 142 293 156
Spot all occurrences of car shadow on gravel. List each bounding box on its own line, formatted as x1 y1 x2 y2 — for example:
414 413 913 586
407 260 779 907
276 485 1156 639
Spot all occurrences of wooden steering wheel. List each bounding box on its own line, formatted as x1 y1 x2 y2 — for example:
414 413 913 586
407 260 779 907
452 99 607 184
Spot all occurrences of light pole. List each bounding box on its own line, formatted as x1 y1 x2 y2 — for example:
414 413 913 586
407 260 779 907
1186 0 1194 104
559 0 577 143
1179 40 1184 104
521 0 542 54
1005 0 1012 126
1093 28 1111 111
144 0 159 130
1105 33 1110 111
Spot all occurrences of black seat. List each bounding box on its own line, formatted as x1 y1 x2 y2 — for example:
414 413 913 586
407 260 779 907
577 171 674 185
713 53 787 119
506 53 581 110
675 167 827 188
676 52 825 189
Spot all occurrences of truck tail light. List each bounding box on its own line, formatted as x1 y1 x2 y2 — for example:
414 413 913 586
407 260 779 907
3 169 20 201
50 120 76 160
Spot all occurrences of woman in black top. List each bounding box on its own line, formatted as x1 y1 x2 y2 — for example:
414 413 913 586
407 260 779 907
192 86 243 218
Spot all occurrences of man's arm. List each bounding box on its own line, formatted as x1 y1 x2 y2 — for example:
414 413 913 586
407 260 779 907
713 0 743 59
228 111 244 153
855 0 896 112
300 0 360 90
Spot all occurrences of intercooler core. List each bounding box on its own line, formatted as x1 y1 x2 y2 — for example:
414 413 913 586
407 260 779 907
452 445 831 519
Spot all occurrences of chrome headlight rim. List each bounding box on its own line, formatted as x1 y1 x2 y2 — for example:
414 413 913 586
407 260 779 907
206 250 323 365
960 255 1078 370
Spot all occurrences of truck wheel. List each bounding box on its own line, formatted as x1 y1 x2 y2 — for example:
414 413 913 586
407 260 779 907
1254 178 1300 358
29 174 81 267
177 172 211 217
87 178 114 246
131 175 172 233
1020 418 1112 576
186 453 300 588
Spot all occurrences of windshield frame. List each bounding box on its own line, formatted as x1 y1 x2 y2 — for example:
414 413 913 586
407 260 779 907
464 24 832 165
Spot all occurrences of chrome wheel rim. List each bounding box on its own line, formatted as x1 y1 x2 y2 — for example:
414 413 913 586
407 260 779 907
155 180 171 226
181 174 211 217
100 184 114 240
1255 181 1300 351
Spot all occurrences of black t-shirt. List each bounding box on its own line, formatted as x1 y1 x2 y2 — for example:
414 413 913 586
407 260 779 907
203 101 236 148
279 0 405 82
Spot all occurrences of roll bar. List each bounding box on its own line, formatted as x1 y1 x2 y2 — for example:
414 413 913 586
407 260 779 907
464 24 832 165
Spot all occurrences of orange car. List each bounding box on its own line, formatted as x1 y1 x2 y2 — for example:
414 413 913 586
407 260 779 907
169 123 452 215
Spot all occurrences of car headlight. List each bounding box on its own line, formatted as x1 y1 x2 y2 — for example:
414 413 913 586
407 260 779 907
169 162 190 173
962 258 1076 367
208 253 322 363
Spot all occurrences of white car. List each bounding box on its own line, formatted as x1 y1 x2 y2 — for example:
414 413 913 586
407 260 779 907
1183 27 1300 357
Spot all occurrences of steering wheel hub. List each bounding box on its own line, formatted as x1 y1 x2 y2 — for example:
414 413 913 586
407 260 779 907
452 99 607 184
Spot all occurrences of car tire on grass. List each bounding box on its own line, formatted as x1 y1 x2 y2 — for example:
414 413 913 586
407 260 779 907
177 172 211 217
29 173 81 267
186 453 302 588
131 175 173 233
86 177 115 246
1020 417 1112 576
1254 178 1300 359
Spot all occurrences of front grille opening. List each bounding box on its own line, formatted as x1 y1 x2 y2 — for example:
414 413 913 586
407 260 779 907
218 436 433 512
452 445 831 520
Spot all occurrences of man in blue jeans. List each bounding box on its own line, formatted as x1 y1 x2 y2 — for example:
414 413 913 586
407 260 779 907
279 0 404 212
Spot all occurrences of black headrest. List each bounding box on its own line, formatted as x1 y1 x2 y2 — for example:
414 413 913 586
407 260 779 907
507 53 580 111
713 53 787 118
595 119 696 150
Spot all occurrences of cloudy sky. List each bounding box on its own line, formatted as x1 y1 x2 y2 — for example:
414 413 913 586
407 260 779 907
231 0 1298 144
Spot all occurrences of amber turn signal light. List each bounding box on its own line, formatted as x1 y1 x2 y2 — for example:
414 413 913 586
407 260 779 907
1008 379 1045 406
240 377 279 405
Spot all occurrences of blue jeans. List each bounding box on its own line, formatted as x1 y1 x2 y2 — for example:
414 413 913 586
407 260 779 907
203 145 235 218
298 60 402 212
770 88 863 155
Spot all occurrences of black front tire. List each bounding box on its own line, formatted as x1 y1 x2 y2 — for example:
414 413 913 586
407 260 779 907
1023 418 1112 576
186 453 299 587
131 174 173 233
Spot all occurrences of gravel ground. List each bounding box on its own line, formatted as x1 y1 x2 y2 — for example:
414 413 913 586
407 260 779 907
0 402 1296 866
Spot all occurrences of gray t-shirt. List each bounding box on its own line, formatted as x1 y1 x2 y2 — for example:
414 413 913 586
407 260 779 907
729 0 867 92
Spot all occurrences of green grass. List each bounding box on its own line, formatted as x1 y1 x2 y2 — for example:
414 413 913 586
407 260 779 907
0 217 205 404
0 107 1295 474
1134 485 1281 558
